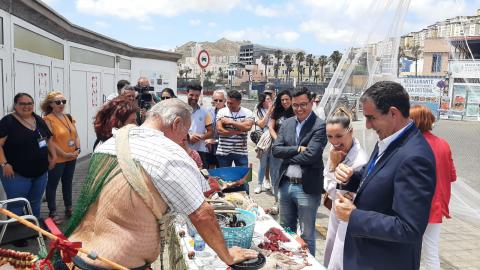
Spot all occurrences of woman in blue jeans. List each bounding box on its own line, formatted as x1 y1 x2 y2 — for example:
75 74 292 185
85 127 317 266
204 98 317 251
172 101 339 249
0 93 56 221
41 91 80 223
253 93 273 194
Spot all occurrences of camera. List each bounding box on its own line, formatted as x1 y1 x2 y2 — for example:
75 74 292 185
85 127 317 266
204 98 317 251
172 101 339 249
134 85 155 110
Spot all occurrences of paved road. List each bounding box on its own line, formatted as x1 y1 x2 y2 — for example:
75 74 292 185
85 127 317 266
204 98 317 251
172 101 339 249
2 119 479 269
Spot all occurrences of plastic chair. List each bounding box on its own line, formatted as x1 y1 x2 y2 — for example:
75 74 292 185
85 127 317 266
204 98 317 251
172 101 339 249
0 198 47 254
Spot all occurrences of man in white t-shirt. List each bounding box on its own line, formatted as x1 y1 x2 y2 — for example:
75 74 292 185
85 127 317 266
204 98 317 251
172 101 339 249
216 90 254 193
187 83 213 167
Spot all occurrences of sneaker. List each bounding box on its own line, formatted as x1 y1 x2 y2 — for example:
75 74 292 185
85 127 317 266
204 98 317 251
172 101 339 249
263 180 272 190
254 186 263 194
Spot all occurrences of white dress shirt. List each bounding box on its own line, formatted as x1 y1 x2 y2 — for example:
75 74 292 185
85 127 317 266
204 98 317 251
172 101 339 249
285 113 313 178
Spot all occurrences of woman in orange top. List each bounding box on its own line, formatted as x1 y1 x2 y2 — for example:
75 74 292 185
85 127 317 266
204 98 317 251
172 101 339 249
41 91 80 222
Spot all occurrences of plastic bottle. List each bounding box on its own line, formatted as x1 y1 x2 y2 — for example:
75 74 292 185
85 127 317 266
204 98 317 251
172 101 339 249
194 234 205 251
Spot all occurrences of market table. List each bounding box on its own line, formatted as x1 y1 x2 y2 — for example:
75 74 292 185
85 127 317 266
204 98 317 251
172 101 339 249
175 196 326 270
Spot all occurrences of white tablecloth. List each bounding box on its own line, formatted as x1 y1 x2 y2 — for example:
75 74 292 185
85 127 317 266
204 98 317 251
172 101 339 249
176 208 325 270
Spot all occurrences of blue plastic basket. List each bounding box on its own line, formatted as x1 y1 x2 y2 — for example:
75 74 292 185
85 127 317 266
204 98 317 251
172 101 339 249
207 167 250 182
220 209 256 248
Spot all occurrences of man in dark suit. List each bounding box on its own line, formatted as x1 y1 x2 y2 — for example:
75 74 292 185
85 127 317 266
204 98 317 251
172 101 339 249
272 87 327 255
335 81 436 270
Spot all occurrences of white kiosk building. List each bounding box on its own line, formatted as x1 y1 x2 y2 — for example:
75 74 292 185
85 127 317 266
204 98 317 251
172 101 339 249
0 0 181 155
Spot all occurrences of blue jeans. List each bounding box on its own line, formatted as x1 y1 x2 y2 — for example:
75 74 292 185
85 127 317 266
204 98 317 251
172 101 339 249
278 179 321 255
0 171 48 218
257 149 270 186
46 160 77 212
217 153 249 194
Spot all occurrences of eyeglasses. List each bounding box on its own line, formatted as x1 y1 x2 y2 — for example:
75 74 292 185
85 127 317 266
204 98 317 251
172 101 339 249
213 99 225 102
161 96 171 100
292 102 309 109
17 102 34 106
51 100 67 105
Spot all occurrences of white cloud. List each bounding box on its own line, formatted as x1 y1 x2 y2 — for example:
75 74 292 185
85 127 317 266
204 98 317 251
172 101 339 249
254 5 278 17
94 21 110 28
189 19 201 26
221 28 272 42
300 20 354 43
75 0 243 20
208 22 217 28
275 31 300 43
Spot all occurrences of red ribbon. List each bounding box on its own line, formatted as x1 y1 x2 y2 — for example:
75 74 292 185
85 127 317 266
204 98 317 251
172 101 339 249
44 217 82 263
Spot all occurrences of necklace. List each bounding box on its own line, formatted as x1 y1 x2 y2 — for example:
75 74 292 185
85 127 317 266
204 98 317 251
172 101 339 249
13 112 36 131
53 113 73 135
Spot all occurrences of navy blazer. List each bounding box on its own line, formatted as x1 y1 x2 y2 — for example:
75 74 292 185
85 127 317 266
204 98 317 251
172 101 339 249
272 113 327 195
343 123 436 270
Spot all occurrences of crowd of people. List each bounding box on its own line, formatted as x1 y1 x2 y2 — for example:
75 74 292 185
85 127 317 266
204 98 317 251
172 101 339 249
0 78 456 270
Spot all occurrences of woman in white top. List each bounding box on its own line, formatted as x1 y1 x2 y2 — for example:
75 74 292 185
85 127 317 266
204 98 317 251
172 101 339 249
253 92 273 194
323 107 368 270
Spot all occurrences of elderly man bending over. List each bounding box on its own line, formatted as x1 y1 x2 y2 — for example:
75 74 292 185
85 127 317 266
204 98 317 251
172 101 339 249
62 99 257 270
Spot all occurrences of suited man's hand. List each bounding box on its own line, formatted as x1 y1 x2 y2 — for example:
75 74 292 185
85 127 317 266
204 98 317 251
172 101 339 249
335 192 356 222
298 146 307 152
335 163 353 183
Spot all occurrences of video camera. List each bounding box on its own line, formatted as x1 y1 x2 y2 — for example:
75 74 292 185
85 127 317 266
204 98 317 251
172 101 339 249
134 85 155 110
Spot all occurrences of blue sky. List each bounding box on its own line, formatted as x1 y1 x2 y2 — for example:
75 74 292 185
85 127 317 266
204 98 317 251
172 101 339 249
43 0 480 56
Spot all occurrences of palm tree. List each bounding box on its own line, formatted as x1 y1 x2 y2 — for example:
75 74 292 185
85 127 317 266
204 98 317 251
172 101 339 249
260 53 272 81
284 54 294 83
184 67 192 81
329 50 342 71
217 67 225 82
205 70 214 81
305 54 315 81
318 55 329 83
273 50 283 79
411 45 422 76
295 51 305 82
312 63 319 83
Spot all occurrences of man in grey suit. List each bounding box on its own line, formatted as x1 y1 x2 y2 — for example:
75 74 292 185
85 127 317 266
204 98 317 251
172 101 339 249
272 87 327 255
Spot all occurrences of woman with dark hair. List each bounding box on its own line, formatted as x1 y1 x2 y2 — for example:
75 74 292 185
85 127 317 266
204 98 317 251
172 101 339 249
410 105 456 270
160 88 176 100
266 90 294 214
0 93 56 226
253 93 273 194
323 107 368 269
41 91 80 223
93 95 138 149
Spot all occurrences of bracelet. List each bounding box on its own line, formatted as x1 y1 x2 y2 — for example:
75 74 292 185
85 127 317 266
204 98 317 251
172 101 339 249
0 162 8 168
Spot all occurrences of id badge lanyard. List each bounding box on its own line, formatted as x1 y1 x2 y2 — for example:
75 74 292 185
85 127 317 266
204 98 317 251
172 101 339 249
37 128 48 149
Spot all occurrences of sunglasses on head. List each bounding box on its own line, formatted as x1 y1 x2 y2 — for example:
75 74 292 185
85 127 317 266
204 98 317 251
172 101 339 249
161 96 171 100
52 100 67 105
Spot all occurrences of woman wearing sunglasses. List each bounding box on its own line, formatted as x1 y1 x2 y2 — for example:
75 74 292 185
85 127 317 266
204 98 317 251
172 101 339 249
160 88 176 100
41 91 80 223
0 93 56 244
323 107 368 270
